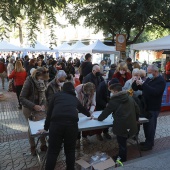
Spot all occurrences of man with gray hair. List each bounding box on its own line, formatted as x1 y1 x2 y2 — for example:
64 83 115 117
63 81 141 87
46 70 67 104
83 65 104 89
136 64 166 151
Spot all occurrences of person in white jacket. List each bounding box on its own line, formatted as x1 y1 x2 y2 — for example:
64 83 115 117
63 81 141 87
7 58 14 91
123 68 142 97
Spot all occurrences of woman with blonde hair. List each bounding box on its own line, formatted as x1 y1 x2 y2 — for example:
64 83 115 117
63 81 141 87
112 62 131 86
133 62 140 69
20 67 49 155
9 60 27 109
75 82 103 145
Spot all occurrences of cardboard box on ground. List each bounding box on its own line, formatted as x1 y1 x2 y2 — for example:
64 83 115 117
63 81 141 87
76 152 115 170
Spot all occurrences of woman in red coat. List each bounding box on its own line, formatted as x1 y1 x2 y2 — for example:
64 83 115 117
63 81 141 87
9 60 27 109
112 62 132 86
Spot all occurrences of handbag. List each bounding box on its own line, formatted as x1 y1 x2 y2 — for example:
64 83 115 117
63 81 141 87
11 79 16 92
29 111 46 121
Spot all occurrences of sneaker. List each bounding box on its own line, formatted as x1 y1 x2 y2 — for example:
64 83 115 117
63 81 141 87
76 140 80 148
31 146 37 156
40 145 48 152
82 137 90 145
96 134 103 141
103 133 111 139
113 155 126 163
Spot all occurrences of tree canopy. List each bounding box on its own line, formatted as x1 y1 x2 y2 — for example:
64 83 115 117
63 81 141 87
0 0 69 46
64 0 170 45
0 0 170 46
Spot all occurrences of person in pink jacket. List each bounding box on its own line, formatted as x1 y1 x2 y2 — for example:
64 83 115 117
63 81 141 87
75 82 102 146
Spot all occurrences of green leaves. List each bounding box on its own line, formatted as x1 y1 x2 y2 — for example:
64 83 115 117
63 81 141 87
0 0 69 45
64 0 170 45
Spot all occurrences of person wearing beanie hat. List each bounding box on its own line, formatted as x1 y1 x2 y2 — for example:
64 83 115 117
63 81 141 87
38 81 91 170
45 70 67 104
95 78 119 140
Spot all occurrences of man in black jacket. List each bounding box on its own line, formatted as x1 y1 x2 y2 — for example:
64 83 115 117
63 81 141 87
135 65 166 151
83 65 104 89
79 53 93 83
23 55 29 72
39 82 91 170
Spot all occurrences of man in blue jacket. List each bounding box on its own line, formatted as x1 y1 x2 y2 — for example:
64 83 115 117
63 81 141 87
136 65 166 151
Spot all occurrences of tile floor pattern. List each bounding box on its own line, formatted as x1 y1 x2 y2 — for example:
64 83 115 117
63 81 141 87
1 81 170 170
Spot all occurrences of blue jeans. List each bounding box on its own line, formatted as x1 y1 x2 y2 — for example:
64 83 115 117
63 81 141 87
143 111 159 147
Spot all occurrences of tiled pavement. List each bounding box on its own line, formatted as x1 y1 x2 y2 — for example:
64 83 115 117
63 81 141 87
1 80 170 170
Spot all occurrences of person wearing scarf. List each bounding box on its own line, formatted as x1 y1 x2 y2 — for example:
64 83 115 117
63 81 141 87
20 67 49 155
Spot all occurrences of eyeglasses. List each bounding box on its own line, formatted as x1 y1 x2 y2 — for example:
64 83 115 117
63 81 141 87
42 71 49 74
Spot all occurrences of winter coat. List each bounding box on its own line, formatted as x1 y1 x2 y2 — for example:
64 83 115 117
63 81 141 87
123 78 142 97
7 63 14 76
45 78 61 104
0 62 6 73
96 81 110 110
80 61 93 77
44 91 91 131
112 72 132 86
49 66 57 82
98 91 140 138
75 84 96 112
132 75 166 111
83 72 104 89
20 76 47 110
108 69 115 80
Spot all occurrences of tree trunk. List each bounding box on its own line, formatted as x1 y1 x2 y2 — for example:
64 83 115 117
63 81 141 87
17 23 23 46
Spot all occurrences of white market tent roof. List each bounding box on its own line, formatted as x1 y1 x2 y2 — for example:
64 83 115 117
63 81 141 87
60 41 86 53
130 35 170 50
75 40 119 54
24 41 51 52
0 40 23 51
57 42 71 52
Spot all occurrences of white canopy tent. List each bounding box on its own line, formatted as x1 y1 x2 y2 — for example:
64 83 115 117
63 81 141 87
57 42 71 52
0 40 23 51
75 40 119 54
60 41 86 53
130 35 170 50
24 41 51 52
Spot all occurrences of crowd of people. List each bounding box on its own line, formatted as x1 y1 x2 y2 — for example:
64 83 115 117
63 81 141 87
0 54 166 169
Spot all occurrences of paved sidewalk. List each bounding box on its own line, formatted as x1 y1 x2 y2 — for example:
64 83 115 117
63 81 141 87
118 149 170 170
1 80 170 169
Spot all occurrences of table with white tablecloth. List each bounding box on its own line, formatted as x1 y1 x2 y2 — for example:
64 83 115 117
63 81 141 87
28 111 148 137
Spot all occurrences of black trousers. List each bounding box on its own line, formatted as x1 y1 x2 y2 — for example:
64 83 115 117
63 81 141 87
45 121 78 170
15 85 23 106
116 135 127 162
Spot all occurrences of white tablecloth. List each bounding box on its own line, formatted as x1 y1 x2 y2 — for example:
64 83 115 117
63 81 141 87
28 111 148 137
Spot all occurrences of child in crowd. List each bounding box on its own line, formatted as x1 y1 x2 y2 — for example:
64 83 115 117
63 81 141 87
94 83 140 162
